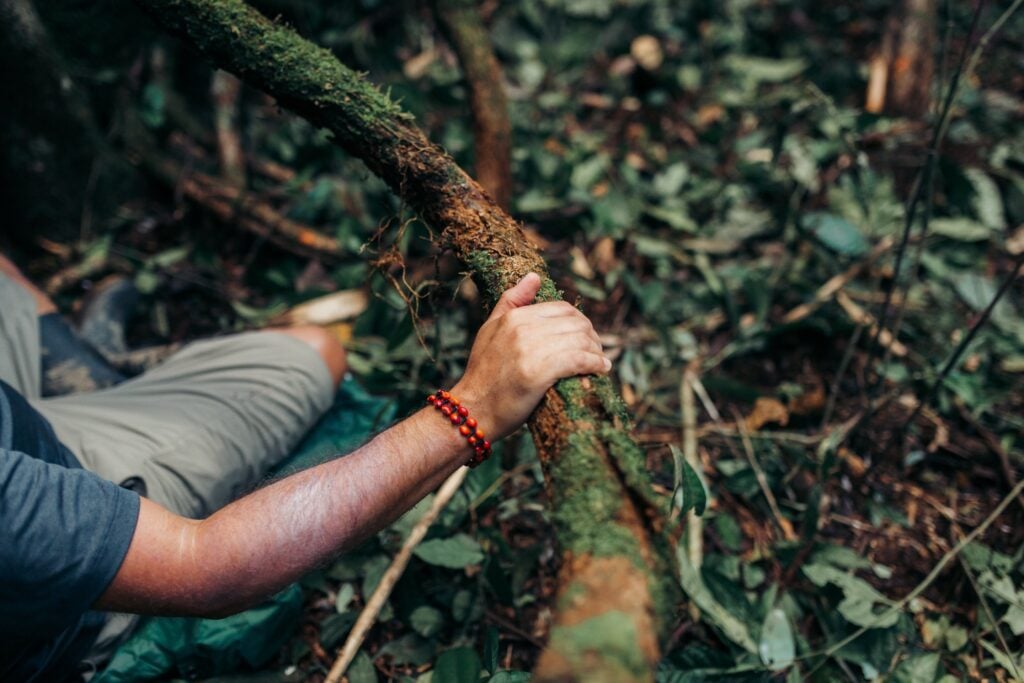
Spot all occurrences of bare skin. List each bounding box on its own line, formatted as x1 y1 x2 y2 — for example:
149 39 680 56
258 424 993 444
0 252 57 315
96 273 609 617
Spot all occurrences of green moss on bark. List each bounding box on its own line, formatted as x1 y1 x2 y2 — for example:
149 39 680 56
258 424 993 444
549 431 647 563
548 611 649 683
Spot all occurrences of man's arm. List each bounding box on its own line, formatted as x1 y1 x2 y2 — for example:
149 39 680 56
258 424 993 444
95 273 610 618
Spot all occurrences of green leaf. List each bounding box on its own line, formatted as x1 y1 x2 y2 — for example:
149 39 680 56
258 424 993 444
488 672 531 683
803 212 868 256
645 204 698 232
889 653 940 683
414 534 485 568
319 611 357 650
802 563 898 628
652 162 690 197
139 83 166 128
483 626 500 674
930 217 993 242
979 638 1024 678
433 647 481 683
334 583 355 613
377 633 435 666
724 55 807 83
669 446 707 517
682 460 707 516
1005 604 1024 636
759 608 795 671
570 153 609 191
410 605 445 638
965 168 1005 229
347 651 378 683
676 547 758 653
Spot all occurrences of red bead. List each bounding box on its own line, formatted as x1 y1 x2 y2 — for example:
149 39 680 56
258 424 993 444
482 440 491 451
474 445 485 456
426 396 436 405
457 405 469 417
440 405 452 416
474 429 485 440
450 396 459 406
459 425 471 436
449 413 461 424
440 390 450 399
465 417 477 429
467 436 477 446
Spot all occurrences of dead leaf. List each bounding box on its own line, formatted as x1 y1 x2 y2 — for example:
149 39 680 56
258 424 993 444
745 397 789 431
591 237 617 274
570 247 595 279
789 383 826 416
403 48 437 80
630 35 663 71
273 289 368 327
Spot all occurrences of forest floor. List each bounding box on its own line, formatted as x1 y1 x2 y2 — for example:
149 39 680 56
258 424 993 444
14 1 1024 681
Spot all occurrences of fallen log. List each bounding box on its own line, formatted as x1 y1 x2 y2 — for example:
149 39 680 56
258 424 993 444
132 2 678 679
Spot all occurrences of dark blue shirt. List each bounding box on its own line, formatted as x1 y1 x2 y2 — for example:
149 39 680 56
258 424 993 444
0 381 140 682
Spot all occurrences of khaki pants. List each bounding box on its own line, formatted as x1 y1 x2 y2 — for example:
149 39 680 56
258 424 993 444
0 273 334 672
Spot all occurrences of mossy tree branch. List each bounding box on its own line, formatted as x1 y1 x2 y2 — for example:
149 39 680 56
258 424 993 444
131 1 677 679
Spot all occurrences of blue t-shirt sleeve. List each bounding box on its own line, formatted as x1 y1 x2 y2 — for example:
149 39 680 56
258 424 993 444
0 448 140 638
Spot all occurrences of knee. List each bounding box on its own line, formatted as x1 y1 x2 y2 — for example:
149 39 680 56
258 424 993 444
274 325 347 387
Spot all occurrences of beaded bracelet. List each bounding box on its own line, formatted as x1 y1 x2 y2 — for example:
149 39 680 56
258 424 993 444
426 389 492 467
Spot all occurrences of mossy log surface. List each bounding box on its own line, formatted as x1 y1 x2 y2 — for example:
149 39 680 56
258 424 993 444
133 1 678 679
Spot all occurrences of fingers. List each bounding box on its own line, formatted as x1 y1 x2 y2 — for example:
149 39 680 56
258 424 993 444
520 316 601 342
537 336 611 383
549 350 612 378
487 272 542 320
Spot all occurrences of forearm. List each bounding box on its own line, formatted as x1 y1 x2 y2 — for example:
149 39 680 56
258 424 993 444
98 273 610 619
98 407 468 617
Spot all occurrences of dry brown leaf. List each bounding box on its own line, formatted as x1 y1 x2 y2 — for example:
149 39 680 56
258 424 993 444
273 289 368 327
630 35 663 71
789 383 826 417
591 237 617 274
745 397 789 431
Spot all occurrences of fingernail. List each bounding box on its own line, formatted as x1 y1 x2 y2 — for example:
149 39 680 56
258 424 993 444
603 357 612 371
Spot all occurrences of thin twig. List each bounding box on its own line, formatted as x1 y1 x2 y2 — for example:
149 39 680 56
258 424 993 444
731 407 796 541
781 236 895 325
956 548 1022 680
836 291 908 357
812 478 1024 666
903 251 1024 436
864 1 986 375
324 467 469 683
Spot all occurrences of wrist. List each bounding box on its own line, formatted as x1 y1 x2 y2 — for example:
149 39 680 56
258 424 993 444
450 381 498 441
416 406 473 464
426 387 494 467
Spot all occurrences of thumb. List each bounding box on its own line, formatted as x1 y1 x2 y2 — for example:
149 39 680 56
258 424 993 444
488 272 542 320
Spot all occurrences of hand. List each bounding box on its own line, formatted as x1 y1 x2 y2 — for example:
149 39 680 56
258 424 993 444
452 273 610 442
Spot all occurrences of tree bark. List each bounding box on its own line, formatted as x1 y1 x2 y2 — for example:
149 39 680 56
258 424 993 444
866 0 936 118
888 0 936 118
130 1 677 680
433 0 513 211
